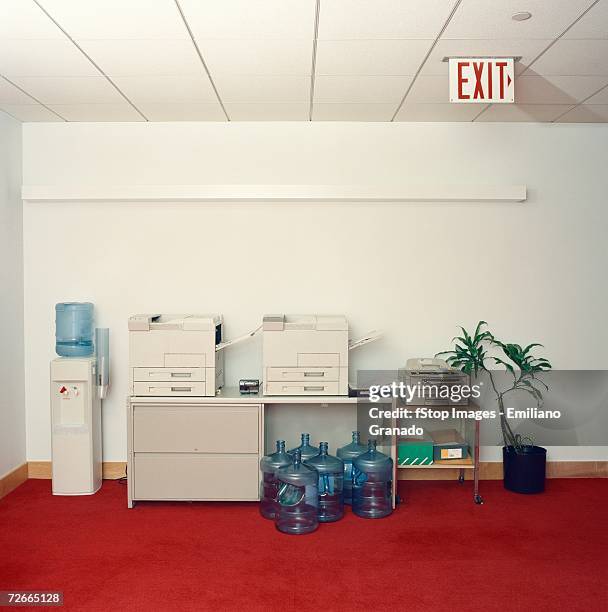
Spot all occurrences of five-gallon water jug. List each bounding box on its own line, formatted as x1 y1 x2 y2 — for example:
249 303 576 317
352 440 393 519
337 431 368 505
305 442 345 523
259 440 292 520
288 433 318 461
275 450 319 535
55 302 94 357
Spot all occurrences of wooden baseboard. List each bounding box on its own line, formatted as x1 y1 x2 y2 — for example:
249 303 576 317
17 460 607 486
546 461 608 478
0 463 29 500
27 461 53 479
398 461 607 481
103 462 127 479
27 462 126 480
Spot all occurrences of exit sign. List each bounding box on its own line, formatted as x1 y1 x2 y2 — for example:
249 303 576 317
449 58 514 103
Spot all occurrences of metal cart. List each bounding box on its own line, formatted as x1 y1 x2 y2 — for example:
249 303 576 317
389 397 484 506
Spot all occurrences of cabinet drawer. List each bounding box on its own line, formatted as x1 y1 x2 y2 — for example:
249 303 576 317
266 367 340 382
133 405 259 453
133 367 205 382
265 381 341 395
132 382 208 396
133 453 259 500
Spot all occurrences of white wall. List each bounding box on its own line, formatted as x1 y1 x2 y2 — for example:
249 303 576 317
21 122 608 462
0 111 25 477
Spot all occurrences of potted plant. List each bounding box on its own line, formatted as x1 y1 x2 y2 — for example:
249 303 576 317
437 321 552 494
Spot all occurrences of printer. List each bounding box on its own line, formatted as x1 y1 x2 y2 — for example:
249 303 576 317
262 314 349 396
129 314 223 397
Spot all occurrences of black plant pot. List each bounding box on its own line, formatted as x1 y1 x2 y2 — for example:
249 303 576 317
503 445 546 494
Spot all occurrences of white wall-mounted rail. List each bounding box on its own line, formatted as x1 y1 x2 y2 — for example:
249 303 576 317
22 184 527 203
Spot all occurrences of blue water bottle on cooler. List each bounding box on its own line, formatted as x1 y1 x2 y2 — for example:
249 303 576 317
55 302 94 357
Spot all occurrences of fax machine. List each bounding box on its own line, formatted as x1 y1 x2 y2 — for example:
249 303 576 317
402 358 470 406
129 314 224 397
262 314 349 396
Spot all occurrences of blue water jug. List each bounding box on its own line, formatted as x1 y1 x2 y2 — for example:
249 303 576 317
305 442 344 523
288 433 318 461
55 302 94 357
337 431 367 505
275 450 319 535
259 440 292 520
352 440 393 519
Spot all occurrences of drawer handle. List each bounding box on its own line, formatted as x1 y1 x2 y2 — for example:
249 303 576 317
304 386 325 392
304 372 324 377
171 372 192 378
171 387 192 392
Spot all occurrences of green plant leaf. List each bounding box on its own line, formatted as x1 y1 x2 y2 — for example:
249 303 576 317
523 343 543 354
520 379 543 403
492 357 515 377
443 324 552 447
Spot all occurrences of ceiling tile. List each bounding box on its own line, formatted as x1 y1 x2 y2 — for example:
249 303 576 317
313 103 395 120
0 77 37 104
213 75 310 103
77 40 202 76
515 74 608 103
199 39 313 75
178 0 316 39
563 1 608 39
137 102 226 121
443 0 595 40
527 39 608 76
0 104 63 121
38 0 188 39
420 39 551 76
111 76 217 103
47 103 144 121
0 39 98 77
476 103 573 121
314 75 412 103
0 0 64 39
394 102 481 121
318 0 459 39
226 103 309 120
405 75 449 102
10 76 125 104
586 84 608 103
556 104 608 121
316 39 433 76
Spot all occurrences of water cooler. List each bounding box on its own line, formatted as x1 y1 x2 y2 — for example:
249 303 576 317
50 303 109 495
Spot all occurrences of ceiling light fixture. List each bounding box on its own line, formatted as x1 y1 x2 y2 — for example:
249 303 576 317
512 11 532 21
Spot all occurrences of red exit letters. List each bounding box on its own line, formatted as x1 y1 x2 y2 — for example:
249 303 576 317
449 58 515 104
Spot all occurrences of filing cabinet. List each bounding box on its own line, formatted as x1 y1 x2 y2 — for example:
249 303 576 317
127 399 262 507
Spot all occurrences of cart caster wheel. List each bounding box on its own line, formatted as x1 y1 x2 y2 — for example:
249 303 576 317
474 495 484 505
458 475 465 483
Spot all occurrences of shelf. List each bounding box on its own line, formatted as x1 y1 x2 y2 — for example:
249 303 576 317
130 387 360 405
398 455 474 469
21 184 527 203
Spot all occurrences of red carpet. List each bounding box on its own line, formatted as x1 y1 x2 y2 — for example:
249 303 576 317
1 479 606 611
